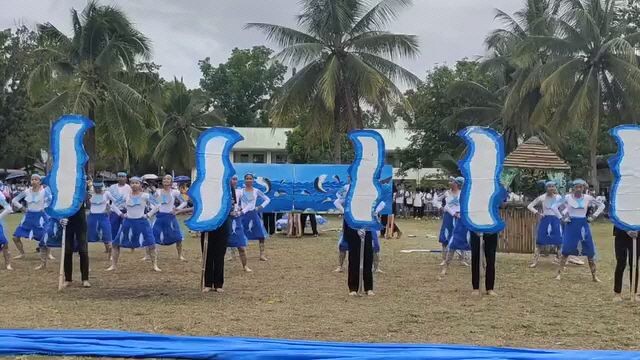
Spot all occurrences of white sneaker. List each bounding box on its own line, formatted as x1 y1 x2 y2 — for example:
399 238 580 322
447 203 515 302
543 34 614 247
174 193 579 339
48 253 55 260
82 281 91 288
243 266 253 272
105 265 116 272
153 265 162 272
366 290 375 296
6 264 14 271
179 256 187 261
214 288 224 293
348 291 358 296
439 260 446 266
613 294 624 303
202 287 212 293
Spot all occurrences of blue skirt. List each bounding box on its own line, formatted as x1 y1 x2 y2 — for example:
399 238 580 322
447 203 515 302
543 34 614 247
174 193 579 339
13 211 47 241
241 210 269 241
113 217 155 249
88 213 113 243
448 219 471 251
438 212 455 245
0 222 8 248
153 213 183 246
228 216 248 248
561 217 595 258
537 215 563 246
337 231 380 253
110 211 125 238
40 218 62 248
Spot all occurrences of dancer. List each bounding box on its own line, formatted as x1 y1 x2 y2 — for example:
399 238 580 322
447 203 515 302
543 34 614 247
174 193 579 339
11 174 51 259
470 232 499 296
153 175 188 260
229 175 252 272
201 178 238 292
87 181 118 257
0 191 13 270
437 177 463 266
61 205 91 288
440 177 471 277
238 173 270 261
553 179 605 282
335 230 383 273
613 226 640 302
107 176 160 272
527 181 563 268
108 172 131 239
334 187 385 296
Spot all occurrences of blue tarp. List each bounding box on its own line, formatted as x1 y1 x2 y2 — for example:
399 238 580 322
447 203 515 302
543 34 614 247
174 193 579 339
1 329 639 359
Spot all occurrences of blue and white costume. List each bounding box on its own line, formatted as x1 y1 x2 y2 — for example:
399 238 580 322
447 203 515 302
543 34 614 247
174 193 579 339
0 192 12 249
228 189 248 248
334 184 383 253
438 190 460 246
552 193 605 258
108 182 131 238
12 187 51 242
238 188 270 241
445 191 470 252
152 188 187 246
112 192 157 249
528 193 563 246
88 191 119 243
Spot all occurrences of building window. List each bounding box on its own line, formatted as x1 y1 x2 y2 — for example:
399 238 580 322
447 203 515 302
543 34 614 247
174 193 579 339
235 153 250 163
252 153 265 163
273 153 288 164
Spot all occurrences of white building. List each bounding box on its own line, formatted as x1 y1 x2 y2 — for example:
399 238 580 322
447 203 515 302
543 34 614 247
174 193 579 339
229 127 443 184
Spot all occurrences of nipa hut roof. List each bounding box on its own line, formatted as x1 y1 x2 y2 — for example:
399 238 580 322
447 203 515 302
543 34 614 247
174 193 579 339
503 137 570 170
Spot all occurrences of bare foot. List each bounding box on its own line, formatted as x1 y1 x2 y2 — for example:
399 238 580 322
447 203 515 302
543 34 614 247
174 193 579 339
13 254 24 259
243 266 253 272
179 256 187 261
153 265 162 272
105 265 116 272
438 260 446 266
260 255 268 261
6 264 14 271
48 253 55 260
375 268 385 274
82 281 91 288
592 276 601 283
334 266 344 273
529 263 538 268
34 263 46 270
440 268 447 276
554 274 561 281
140 256 150 261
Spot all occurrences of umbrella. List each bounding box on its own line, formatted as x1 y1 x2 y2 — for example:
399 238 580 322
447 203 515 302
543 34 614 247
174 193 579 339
174 176 190 183
4 172 27 181
142 174 159 181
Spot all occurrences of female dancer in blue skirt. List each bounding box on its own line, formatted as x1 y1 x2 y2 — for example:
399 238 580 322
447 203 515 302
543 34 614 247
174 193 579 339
11 174 51 260
238 173 271 261
108 172 131 240
440 177 470 277
527 181 563 268
87 181 119 258
437 177 464 266
153 175 188 260
229 175 252 272
0 191 13 270
552 179 605 282
108 176 160 272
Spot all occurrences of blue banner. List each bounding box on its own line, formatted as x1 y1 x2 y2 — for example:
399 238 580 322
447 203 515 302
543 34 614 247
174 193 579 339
233 164 393 214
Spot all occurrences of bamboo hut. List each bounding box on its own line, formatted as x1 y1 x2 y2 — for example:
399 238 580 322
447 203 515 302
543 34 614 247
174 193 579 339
499 137 571 253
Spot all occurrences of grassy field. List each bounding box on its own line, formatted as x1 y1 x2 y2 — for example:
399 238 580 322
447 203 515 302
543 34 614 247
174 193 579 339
1 213 639 351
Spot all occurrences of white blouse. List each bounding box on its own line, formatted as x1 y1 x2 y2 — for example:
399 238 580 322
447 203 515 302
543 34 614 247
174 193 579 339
552 194 605 219
155 189 187 214
527 194 562 217
89 191 119 214
12 187 51 212
122 192 157 219
237 188 271 214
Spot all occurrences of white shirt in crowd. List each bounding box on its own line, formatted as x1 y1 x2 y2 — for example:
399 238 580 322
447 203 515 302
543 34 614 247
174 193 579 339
12 187 51 212
527 194 562 217
155 188 187 214
413 191 423 207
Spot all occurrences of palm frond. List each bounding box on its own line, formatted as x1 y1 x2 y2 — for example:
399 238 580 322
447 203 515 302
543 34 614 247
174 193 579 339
347 31 419 59
245 23 322 48
350 0 413 34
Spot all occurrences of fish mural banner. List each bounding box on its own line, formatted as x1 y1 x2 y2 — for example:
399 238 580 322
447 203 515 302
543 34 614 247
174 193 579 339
233 164 393 214
457 126 506 234
609 125 640 231
344 130 386 230
44 114 94 219
186 127 243 232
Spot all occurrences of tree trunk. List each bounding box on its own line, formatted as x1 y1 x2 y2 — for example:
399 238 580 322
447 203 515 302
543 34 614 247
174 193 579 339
86 107 97 177
332 94 342 164
588 89 600 194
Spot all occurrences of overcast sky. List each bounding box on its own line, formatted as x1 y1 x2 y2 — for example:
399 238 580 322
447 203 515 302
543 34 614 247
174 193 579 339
1 0 521 88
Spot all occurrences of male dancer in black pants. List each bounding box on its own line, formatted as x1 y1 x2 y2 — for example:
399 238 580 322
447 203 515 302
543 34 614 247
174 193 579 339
300 212 319 236
613 226 639 302
470 232 498 296
262 212 276 235
60 203 90 288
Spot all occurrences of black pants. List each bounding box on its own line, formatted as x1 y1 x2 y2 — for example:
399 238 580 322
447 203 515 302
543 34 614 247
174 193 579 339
614 230 639 294
201 219 229 289
344 223 373 292
380 215 400 237
65 209 89 282
300 213 318 235
263 213 276 235
470 232 498 291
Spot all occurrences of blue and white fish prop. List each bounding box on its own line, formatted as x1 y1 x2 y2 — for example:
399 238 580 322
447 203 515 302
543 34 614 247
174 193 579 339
256 177 271 194
44 114 94 219
344 130 385 230
457 126 506 233
186 127 243 232
314 174 328 193
609 125 640 231
300 189 311 196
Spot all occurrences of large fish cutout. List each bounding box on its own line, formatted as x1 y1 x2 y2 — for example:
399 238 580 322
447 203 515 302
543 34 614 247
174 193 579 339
44 114 94 219
344 130 385 230
609 125 640 231
458 127 506 233
186 127 243 232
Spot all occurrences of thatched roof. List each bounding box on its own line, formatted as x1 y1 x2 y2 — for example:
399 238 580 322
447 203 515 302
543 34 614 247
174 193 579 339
504 137 570 170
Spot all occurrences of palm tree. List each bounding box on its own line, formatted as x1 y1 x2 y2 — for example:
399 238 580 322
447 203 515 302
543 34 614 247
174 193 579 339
524 0 640 191
28 1 157 174
152 79 224 174
246 0 421 162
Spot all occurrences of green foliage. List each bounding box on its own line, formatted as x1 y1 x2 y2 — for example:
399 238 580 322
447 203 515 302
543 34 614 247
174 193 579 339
0 26 47 169
285 126 353 164
397 60 493 171
199 46 287 127
248 0 420 162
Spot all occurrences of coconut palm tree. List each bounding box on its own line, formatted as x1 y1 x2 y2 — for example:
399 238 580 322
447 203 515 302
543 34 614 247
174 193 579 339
246 0 420 162
152 79 224 173
524 0 640 191
27 0 157 174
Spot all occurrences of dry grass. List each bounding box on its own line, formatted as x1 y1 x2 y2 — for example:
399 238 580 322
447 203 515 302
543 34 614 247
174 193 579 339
1 214 640 351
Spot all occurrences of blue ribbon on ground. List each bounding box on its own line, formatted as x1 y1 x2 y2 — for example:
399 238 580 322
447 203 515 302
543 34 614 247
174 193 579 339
1 329 639 359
